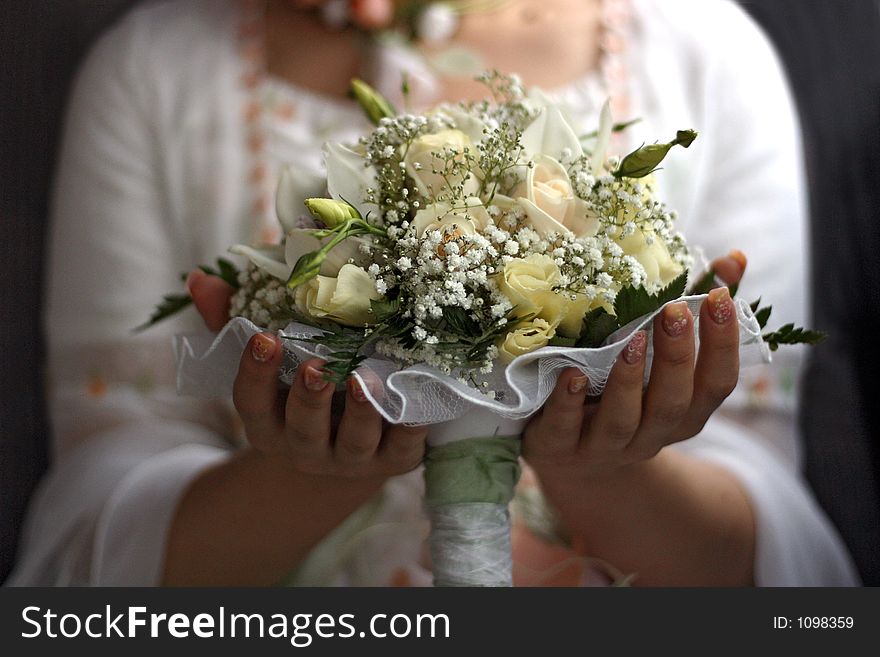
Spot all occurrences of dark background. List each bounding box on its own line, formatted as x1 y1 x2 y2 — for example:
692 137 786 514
1 1 879 585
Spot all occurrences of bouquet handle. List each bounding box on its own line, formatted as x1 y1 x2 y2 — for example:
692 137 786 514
424 411 528 587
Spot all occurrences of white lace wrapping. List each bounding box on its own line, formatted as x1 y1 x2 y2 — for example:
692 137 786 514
174 294 769 424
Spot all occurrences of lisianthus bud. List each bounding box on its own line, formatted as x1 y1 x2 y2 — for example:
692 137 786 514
614 129 697 179
304 198 359 228
286 250 325 289
350 78 396 125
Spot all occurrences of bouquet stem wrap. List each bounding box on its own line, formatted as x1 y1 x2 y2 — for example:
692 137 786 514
423 411 528 587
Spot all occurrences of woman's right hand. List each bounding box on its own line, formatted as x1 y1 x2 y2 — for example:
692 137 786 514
186 269 427 481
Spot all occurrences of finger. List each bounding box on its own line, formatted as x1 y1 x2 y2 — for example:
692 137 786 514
232 333 285 451
187 269 234 332
584 331 647 456
627 302 695 457
522 368 588 460
378 423 428 474
334 373 384 464
680 287 740 437
709 250 747 288
284 358 335 455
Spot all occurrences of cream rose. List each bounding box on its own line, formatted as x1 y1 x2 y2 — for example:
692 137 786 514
498 254 563 318
513 155 598 238
498 318 556 363
411 197 491 238
294 263 381 327
404 129 479 200
555 292 593 338
617 228 683 288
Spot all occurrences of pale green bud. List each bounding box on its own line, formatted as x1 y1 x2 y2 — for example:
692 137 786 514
303 198 359 229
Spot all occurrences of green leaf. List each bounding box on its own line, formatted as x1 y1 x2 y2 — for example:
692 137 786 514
138 257 241 332
134 294 192 333
614 272 689 328
614 129 698 179
656 271 688 306
548 336 577 347
441 306 480 337
575 307 620 348
749 297 762 313
754 306 772 330
689 269 717 296
193 257 241 289
762 324 826 351
370 297 400 323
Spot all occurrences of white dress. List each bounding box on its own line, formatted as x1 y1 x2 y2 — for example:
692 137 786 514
7 0 859 586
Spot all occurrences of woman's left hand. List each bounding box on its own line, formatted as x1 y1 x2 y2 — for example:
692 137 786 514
522 255 744 486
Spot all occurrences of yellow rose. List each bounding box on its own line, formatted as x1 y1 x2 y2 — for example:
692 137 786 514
617 228 683 288
513 155 598 238
404 129 480 200
498 254 562 318
498 318 556 363
294 264 381 327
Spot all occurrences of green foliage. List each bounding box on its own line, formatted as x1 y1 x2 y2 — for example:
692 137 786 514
762 324 826 351
574 272 688 348
136 258 240 332
614 271 688 328
575 307 619 348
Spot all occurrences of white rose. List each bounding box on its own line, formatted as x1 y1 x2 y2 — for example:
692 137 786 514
411 197 491 238
513 155 598 238
498 318 556 363
617 228 683 288
294 263 381 327
404 129 480 200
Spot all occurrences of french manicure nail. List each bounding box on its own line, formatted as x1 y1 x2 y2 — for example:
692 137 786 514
728 249 747 272
251 333 277 362
623 330 647 364
569 375 588 394
303 365 328 392
708 287 733 324
348 377 368 402
662 302 690 337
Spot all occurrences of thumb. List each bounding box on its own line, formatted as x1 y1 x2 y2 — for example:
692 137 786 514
186 269 234 332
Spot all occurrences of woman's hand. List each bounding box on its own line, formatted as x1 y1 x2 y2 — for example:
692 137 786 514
517 253 755 585
523 252 746 485
236 335 427 479
186 268 427 481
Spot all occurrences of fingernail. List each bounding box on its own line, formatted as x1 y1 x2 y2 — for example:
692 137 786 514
662 302 690 337
708 287 733 324
185 269 204 295
348 377 368 402
569 374 588 394
623 330 647 364
728 249 747 272
303 365 328 392
251 333 277 362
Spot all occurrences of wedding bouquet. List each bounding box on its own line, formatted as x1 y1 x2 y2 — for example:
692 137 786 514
149 73 821 586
